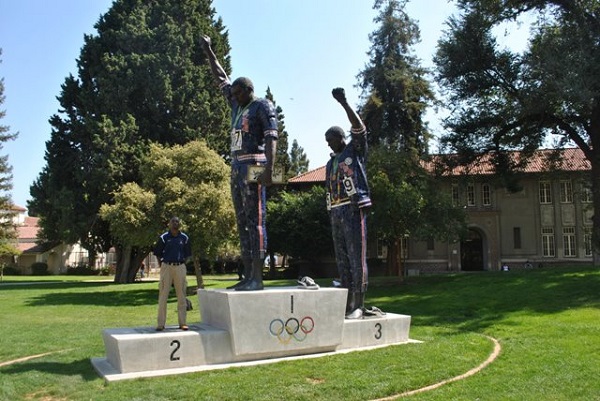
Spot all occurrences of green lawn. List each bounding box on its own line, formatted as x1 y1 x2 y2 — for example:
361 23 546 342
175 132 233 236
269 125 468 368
0 267 598 400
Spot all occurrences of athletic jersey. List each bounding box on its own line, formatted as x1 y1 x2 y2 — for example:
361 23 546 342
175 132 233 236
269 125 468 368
326 125 372 210
153 231 191 263
219 81 278 165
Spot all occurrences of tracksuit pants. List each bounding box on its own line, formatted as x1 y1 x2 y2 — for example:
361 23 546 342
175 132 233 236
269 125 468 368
231 163 267 260
330 205 368 292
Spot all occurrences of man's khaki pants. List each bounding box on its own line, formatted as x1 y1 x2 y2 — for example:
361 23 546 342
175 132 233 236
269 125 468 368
157 263 187 327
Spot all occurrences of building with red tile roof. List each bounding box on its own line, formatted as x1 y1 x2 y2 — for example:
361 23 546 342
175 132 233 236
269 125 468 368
289 148 594 273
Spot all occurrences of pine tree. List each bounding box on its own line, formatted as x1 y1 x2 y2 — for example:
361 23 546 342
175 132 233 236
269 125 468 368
265 87 291 176
0 49 19 258
358 0 435 155
288 139 309 177
28 0 233 281
357 0 464 277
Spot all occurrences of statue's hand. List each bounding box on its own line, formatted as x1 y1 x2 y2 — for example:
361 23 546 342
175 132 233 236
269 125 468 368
257 166 273 187
332 87 347 104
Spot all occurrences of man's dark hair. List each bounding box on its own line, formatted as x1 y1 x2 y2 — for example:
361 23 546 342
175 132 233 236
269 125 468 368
232 77 254 93
325 126 345 139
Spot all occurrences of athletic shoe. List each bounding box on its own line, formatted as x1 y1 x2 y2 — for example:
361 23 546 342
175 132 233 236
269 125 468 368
297 276 320 290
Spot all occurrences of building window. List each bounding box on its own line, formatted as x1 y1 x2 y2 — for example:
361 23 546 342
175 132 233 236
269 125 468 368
542 227 555 257
451 184 459 206
467 183 475 206
581 183 592 203
376 238 388 259
563 227 576 257
539 181 552 204
584 227 593 257
560 180 573 203
482 184 491 206
400 236 409 259
513 227 522 249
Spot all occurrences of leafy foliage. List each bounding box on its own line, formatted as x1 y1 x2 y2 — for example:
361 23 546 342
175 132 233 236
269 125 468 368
100 140 236 281
267 187 332 262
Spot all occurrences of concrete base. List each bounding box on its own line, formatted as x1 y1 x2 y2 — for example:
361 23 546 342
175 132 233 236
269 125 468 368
92 287 413 381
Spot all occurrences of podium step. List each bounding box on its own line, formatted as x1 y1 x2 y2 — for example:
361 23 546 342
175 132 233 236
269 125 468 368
92 287 413 381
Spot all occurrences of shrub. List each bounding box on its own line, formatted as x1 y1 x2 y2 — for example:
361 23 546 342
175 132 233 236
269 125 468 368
66 264 97 276
1 265 20 276
30 262 49 275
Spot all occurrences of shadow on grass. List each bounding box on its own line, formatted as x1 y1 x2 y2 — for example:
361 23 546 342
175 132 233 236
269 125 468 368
0 281 116 291
368 266 600 333
14 280 217 307
23 283 159 307
0 358 98 381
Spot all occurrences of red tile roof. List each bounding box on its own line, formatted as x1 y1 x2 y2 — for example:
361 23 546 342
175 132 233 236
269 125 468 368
289 148 590 183
425 148 590 176
288 166 326 183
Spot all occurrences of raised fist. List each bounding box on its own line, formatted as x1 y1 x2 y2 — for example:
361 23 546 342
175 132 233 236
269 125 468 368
332 87 347 104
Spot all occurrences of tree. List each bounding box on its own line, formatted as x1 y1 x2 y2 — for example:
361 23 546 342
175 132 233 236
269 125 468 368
0 49 19 260
267 186 332 271
265 87 291 176
29 0 233 274
357 0 464 276
368 147 467 276
100 140 236 284
434 0 600 262
288 139 309 178
358 0 435 154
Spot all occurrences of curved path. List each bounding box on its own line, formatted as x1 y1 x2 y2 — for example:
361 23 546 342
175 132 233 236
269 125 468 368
2 336 501 399
371 335 502 400
0 350 66 368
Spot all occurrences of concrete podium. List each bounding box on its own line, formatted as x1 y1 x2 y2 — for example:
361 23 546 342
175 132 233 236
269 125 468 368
92 287 412 381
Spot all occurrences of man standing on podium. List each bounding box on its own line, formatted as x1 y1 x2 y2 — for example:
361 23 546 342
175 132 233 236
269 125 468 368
325 88 371 319
199 34 278 291
154 216 192 331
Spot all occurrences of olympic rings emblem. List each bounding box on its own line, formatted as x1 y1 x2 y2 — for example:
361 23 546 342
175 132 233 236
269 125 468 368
269 317 315 344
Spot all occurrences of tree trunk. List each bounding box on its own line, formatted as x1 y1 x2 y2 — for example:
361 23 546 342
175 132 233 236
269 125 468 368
128 249 146 283
113 246 124 283
268 250 277 278
193 256 204 289
386 238 404 281
116 245 132 283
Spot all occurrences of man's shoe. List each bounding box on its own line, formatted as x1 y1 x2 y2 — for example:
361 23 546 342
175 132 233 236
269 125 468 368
179 325 189 331
235 280 264 291
297 276 320 290
227 278 248 289
156 326 165 331
345 308 364 320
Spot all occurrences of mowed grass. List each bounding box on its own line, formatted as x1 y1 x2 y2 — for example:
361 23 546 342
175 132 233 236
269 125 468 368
0 266 598 400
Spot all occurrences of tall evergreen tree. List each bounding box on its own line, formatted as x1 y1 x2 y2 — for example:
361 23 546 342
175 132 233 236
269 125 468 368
434 0 600 262
357 0 464 277
265 87 291 176
288 139 309 177
28 0 233 281
357 0 435 155
0 50 19 258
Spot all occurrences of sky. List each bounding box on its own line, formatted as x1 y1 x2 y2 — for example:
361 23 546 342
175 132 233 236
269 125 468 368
0 0 511 211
